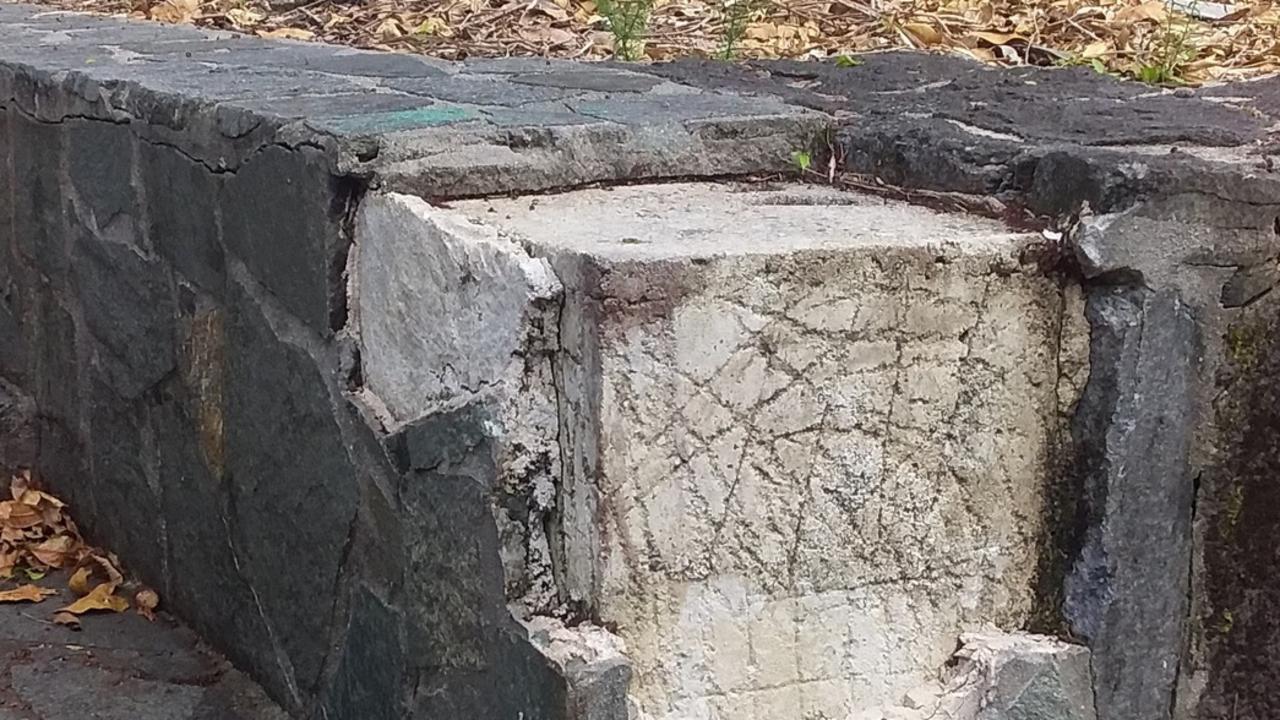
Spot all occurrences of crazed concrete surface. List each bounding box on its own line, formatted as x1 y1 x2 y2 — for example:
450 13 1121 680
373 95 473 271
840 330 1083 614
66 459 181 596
347 182 1089 719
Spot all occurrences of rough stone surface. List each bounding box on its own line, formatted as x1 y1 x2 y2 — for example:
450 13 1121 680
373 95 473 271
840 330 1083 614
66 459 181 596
356 193 564 611
1196 290 1280 720
639 45 1280 720
0 5 827 197
391 404 570 720
434 182 1089 720
4 5 1280 720
642 55 1280 213
1064 287 1199 720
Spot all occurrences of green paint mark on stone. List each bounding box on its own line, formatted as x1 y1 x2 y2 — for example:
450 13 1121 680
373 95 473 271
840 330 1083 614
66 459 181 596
324 106 479 134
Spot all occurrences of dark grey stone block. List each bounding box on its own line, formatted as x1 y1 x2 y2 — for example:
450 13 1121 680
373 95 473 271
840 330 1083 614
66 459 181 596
395 406 566 720
1198 295 1280 720
286 51 451 79
232 92 444 126
0 377 35 476
338 399 407 595
220 145 350 335
387 75 578 106
0 257 29 387
141 141 225 294
565 658 631 720
66 119 137 237
480 104 595 128
0 112 25 386
511 69 660 93
567 94 783 124
224 283 358 698
1064 286 1199 720
83 371 167 589
70 228 176 399
152 367 286 710
322 587 407 720
32 289 81 428
11 113 68 286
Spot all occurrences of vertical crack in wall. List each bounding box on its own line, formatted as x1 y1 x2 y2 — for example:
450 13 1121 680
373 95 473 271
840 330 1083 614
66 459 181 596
220 506 304 709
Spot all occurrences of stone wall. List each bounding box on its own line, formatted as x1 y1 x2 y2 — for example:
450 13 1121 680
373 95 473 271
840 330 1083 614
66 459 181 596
3 4 1280 720
0 6 822 719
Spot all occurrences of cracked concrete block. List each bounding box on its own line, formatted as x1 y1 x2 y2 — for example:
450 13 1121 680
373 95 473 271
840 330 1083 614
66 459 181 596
357 182 1088 720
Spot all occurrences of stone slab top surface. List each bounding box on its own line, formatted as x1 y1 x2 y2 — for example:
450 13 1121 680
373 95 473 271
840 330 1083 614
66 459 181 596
0 2 824 194
2 1 1278 207
447 182 1034 260
646 56 1280 213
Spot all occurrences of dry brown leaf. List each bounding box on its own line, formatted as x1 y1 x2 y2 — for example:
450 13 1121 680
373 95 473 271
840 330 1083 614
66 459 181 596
9 470 30 502
1115 0 1167 23
149 0 199 23
0 501 43 530
226 7 265 27
375 17 407 40
520 25 577 46
259 27 316 40
414 17 451 36
59 582 129 615
30 535 76 569
0 584 57 604
970 30 1023 45
53 611 81 630
0 548 17 580
19 489 64 510
1081 40 1112 57
89 554 125 587
68 566 94 596
903 22 944 45
135 588 160 621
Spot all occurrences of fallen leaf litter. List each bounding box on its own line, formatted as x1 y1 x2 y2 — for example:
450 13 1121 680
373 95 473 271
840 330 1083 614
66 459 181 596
0 470 160 628
29 0 1280 84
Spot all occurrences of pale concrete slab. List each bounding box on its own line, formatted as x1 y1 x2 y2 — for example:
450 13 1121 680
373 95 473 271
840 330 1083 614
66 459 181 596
464 182 1030 259
354 182 1091 720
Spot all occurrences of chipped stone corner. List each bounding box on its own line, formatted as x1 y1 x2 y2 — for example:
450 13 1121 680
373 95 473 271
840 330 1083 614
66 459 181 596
860 631 1097 720
348 188 635 705
525 615 634 720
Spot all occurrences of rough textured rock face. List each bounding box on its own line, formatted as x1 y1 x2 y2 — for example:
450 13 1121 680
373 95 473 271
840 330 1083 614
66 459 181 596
6 5 1280 719
1198 292 1280 720
430 183 1090 720
354 193 564 610
1064 287 1199 720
